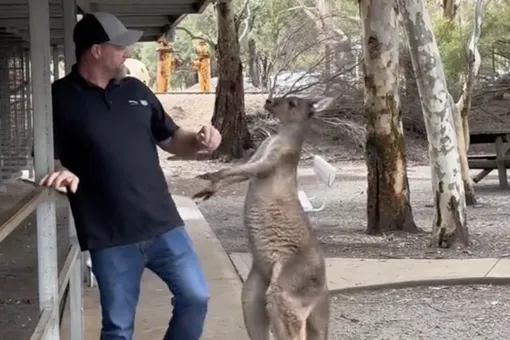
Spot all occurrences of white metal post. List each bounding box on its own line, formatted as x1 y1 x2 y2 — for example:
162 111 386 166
0 54 7 185
25 48 35 178
29 0 59 339
63 0 84 339
52 46 60 81
64 0 76 74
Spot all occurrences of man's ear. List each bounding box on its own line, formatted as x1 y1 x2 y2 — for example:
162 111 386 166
89 45 102 60
312 97 335 113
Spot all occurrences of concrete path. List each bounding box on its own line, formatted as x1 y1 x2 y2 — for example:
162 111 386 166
60 195 248 340
230 252 510 292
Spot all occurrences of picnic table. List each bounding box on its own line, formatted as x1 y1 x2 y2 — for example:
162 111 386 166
468 129 510 189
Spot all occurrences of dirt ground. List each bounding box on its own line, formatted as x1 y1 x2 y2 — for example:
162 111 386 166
167 162 510 259
0 93 509 339
329 284 510 340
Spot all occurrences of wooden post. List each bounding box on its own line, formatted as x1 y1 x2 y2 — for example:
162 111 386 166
495 136 508 189
156 36 173 93
192 40 211 92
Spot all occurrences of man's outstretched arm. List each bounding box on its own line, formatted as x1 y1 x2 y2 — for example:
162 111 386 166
145 82 221 158
158 128 210 159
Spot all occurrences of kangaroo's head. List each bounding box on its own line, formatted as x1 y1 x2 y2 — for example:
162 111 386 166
263 96 334 126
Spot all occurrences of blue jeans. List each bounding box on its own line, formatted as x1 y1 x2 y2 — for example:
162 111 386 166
89 226 209 340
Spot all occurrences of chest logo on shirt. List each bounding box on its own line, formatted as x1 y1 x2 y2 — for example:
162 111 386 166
128 99 149 107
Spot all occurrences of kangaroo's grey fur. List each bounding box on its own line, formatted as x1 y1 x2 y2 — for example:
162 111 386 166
193 96 334 340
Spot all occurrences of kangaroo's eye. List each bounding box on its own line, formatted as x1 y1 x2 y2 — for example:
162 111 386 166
289 100 297 108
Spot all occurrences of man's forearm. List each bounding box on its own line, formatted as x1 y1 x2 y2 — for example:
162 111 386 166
158 128 203 159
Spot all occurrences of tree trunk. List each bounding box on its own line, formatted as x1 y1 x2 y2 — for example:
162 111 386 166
260 55 270 89
454 0 485 206
360 0 418 235
316 0 332 78
248 38 261 88
401 47 418 98
398 0 469 248
297 0 352 76
442 0 459 21
453 104 475 205
211 0 253 160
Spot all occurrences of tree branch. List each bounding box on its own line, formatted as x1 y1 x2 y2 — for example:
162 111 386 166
238 0 252 41
175 27 217 49
455 0 485 148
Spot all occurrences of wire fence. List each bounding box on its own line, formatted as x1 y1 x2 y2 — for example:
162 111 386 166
0 31 33 185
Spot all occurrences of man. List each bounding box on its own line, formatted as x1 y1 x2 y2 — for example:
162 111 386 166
38 12 221 340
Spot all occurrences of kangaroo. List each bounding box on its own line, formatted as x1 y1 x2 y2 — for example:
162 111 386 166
193 96 334 340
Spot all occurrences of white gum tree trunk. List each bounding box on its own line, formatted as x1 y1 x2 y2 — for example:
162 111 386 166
398 0 469 247
454 0 485 205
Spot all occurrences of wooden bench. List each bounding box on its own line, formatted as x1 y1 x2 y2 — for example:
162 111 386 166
298 155 337 213
468 154 498 184
467 154 496 160
468 130 510 189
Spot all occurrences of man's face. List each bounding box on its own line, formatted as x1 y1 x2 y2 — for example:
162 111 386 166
94 43 129 78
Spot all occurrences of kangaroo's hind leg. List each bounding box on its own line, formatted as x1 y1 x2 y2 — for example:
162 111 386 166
265 262 315 340
265 285 309 340
242 265 270 340
306 292 330 340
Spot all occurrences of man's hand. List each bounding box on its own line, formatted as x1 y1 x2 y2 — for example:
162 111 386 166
196 125 222 151
39 170 80 193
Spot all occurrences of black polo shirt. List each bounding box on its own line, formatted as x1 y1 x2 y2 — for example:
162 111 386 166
51 65 184 251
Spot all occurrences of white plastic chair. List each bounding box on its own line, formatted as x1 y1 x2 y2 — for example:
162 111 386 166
298 155 337 213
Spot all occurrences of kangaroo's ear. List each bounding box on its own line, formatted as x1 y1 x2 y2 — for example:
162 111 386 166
311 97 335 113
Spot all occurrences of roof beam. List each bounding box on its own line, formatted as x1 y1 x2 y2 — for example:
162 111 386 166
0 4 63 19
1 15 171 31
93 0 194 4
0 2 198 20
0 0 212 38
0 31 25 47
16 26 167 44
87 4 196 15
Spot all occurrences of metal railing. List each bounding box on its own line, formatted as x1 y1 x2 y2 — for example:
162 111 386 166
0 0 83 339
0 185 83 340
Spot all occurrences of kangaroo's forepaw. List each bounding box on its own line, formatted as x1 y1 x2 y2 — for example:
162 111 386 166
196 168 227 182
191 187 217 201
